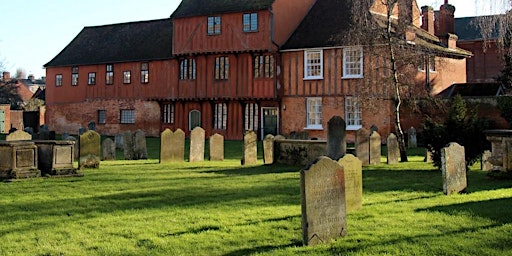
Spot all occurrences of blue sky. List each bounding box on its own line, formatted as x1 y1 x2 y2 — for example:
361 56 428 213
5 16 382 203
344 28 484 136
0 0 506 79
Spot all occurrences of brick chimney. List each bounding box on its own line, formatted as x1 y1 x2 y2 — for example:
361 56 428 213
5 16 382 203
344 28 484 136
2 71 10 81
421 6 435 34
435 0 456 36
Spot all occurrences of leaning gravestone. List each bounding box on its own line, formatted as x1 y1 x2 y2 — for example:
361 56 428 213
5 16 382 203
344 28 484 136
408 127 417 148
102 138 116 161
133 130 148 160
481 150 493 171
369 131 381 165
338 154 363 212
386 133 400 164
6 130 32 141
301 157 347 246
242 130 257 165
189 127 205 162
356 128 370 166
327 116 346 161
441 142 467 195
263 134 274 165
123 131 135 160
79 130 101 168
209 133 224 161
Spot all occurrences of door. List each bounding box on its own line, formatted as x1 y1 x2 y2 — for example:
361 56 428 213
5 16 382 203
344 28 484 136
0 110 5 133
189 110 201 131
262 107 278 138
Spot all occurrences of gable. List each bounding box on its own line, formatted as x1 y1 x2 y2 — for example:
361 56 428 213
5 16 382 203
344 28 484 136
171 0 275 18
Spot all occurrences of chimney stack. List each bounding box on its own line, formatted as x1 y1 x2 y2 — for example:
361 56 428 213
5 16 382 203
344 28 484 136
435 0 456 36
398 0 414 25
421 6 435 34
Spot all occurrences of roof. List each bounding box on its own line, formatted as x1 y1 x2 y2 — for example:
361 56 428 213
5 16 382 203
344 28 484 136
454 15 500 41
45 19 173 67
437 82 504 98
171 0 275 18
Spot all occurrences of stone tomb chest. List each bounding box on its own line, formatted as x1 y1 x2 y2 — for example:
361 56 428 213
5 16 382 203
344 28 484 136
33 140 78 176
0 141 40 180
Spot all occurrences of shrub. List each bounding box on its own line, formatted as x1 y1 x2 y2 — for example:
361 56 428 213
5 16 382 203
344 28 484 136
497 96 512 128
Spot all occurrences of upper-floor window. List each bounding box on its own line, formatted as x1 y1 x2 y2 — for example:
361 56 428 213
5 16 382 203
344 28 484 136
418 56 435 72
141 62 149 83
120 109 135 124
106 64 114 85
214 56 229 80
304 50 323 79
254 55 274 78
123 71 131 84
243 13 258 32
207 16 221 35
306 97 322 129
345 97 362 130
71 66 79 86
180 58 197 80
214 103 227 130
343 47 363 78
88 72 96 85
55 74 62 87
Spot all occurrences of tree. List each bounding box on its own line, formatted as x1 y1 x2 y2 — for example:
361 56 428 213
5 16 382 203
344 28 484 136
0 81 23 110
14 68 26 79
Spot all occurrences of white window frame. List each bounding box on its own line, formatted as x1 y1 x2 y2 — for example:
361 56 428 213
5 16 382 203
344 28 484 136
305 97 323 130
345 97 362 130
342 47 363 79
120 109 135 124
214 103 227 130
304 50 323 80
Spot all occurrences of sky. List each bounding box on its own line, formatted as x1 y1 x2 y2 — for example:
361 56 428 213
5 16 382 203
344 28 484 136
0 0 508 79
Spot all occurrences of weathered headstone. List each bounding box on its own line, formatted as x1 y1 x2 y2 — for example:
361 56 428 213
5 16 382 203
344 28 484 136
170 129 185 162
123 131 134 160
79 130 101 169
301 157 347 246
88 121 96 131
35 140 78 176
24 127 35 139
370 124 378 134
369 131 381 165
441 142 467 195
274 135 286 141
355 128 370 166
133 130 148 160
64 135 79 160
0 141 40 179
115 134 124 150
408 127 417 148
338 154 363 212
189 127 205 162
481 150 493 171
242 130 258 165
386 133 400 164
209 133 224 161
424 149 433 163
6 130 32 141
263 134 274 165
160 129 172 163
327 116 346 161
102 138 116 161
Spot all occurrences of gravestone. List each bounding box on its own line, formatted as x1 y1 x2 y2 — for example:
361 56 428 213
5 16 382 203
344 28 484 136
38 125 50 140
327 116 346 161
301 157 347 246
170 129 185 162
102 138 116 161
133 130 148 160
338 154 363 212
263 134 274 165
242 130 257 165
62 132 70 140
441 142 467 195
78 127 86 135
115 134 124 150
64 135 79 160
0 141 40 179
274 135 286 141
386 133 400 164
189 127 205 162
369 131 381 165
6 130 32 141
88 121 96 131
160 129 173 163
24 127 35 139
355 128 370 166
34 140 78 176
123 131 135 160
408 127 417 148
209 133 224 161
370 124 378 134
481 150 493 171
424 149 433 163
79 130 101 169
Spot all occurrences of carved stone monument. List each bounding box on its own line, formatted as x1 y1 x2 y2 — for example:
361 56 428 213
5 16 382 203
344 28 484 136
441 142 467 195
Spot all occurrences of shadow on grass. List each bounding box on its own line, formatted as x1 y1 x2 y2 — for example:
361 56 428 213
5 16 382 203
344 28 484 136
201 163 300 176
223 241 303 256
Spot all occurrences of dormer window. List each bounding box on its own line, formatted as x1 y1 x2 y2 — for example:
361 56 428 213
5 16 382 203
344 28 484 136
207 16 221 35
243 13 258 32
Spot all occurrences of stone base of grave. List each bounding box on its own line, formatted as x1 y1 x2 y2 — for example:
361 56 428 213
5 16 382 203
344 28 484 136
34 140 79 176
79 155 100 169
0 141 41 181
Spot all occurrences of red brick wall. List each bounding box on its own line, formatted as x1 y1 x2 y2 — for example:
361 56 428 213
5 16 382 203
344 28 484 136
457 40 502 83
0 104 10 133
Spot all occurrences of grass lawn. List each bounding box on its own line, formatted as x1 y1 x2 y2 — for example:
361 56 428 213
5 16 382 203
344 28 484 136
0 138 511 255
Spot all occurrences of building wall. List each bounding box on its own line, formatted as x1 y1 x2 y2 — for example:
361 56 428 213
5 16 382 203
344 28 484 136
0 105 10 134
458 40 502 83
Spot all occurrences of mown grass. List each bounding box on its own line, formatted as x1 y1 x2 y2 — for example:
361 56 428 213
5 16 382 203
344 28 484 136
0 138 511 255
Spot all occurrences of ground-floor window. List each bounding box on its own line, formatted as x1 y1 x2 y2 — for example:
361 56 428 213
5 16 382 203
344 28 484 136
162 103 174 124
214 103 227 130
98 110 106 124
189 110 201 130
306 97 322 129
345 97 362 130
244 103 259 132
120 109 135 124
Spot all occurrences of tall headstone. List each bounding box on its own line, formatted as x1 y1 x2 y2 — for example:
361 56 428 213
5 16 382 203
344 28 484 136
123 131 134 160
301 157 347 246
327 116 346 161
263 134 274 165
338 154 363 212
189 127 205 162
160 129 172 163
102 138 116 161
386 133 400 164
355 128 370 166
441 142 467 195
408 127 417 148
369 131 381 165
209 133 224 161
114 134 124 149
79 130 100 168
242 130 258 165
171 129 185 162
133 130 148 160
6 130 32 141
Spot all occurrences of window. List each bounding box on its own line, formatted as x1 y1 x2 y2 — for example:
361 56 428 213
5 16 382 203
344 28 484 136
141 62 149 83
345 97 362 130
214 103 227 130
120 109 135 124
55 74 62 87
418 59 425 71
343 47 363 78
304 50 323 79
98 110 106 124
88 72 96 85
180 58 196 80
71 66 79 86
429 57 436 72
123 71 131 84
162 103 174 124
306 97 322 129
207 16 221 35
106 64 114 85
243 13 258 32
214 57 229 80
244 103 259 131
254 55 274 78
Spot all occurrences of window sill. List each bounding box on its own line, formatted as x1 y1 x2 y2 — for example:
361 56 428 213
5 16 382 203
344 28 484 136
304 126 323 131
341 75 363 79
303 77 324 81
346 125 362 131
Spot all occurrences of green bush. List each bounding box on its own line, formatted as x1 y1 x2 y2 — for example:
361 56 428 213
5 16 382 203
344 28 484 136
497 96 512 128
